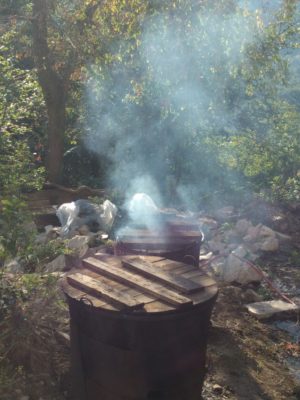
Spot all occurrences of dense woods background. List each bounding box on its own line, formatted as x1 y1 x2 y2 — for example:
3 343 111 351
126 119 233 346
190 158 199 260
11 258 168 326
0 0 299 203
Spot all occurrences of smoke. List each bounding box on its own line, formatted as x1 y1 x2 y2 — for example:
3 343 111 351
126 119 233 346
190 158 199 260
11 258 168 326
84 3 265 210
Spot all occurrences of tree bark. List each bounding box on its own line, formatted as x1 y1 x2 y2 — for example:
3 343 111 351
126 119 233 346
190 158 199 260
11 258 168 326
31 0 67 183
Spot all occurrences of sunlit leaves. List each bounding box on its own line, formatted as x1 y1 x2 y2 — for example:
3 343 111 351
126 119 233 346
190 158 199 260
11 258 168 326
0 30 45 194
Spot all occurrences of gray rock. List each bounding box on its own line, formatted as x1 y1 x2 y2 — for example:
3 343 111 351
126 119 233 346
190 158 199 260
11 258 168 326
235 219 252 235
44 255 67 273
209 257 227 278
246 251 260 261
227 243 239 251
260 237 279 252
224 253 262 284
275 231 292 243
35 232 48 244
232 245 247 258
66 235 90 257
225 229 241 244
241 289 263 303
243 224 262 242
4 258 22 273
35 225 58 244
259 225 276 238
246 299 300 319
207 240 225 254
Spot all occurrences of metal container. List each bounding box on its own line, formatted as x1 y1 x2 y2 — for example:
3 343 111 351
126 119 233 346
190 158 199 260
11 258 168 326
115 218 204 267
63 254 218 400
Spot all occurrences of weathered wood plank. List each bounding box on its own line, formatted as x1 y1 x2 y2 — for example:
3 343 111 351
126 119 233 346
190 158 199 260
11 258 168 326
188 274 216 287
83 257 193 308
67 273 145 310
82 268 155 304
63 283 116 310
143 300 174 313
128 255 166 263
122 258 203 294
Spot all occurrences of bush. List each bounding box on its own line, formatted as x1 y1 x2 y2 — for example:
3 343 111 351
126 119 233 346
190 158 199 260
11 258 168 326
0 273 70 400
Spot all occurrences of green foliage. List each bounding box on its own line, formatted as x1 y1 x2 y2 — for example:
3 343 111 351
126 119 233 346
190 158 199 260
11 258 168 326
0 0 298 205
203 2 300 203
0 194 69 270
0 29 46 194
0 196 32 263
20 239 71 273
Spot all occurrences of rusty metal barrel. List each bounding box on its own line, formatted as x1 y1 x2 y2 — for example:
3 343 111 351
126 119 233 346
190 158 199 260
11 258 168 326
115 218 204 267
63 254 218 400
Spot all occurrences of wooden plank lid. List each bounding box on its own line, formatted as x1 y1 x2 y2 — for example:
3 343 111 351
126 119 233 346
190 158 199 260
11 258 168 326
62 254 218 314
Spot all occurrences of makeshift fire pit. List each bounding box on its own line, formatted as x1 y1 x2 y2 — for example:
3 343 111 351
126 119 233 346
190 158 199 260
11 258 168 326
63 253 218 400
115 216 204 267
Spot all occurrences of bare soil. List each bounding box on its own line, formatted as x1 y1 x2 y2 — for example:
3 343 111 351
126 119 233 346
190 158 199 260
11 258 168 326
202 284 300 400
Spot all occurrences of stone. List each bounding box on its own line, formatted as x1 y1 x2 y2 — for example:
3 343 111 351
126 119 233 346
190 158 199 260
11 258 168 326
235 219 252 235
44 255 67 273
223 253 262 284
45 225 53 233
223 285 243 299
241 289 263 303
244 242 261 253
232 245 247 258
246 299 300 319
260 237 279 252
207 240 225 254
243 234 254 243
227 243 239 251
209 258 227 278
66 235 90 257
4 258 22 273
275 231 292 243
259 225 276 238
35 232 48 244
225 229 241 244
246 251 260 261
243 224 262 242
35 225 58 244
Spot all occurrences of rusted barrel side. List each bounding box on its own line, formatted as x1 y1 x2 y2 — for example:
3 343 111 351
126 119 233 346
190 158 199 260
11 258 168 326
67 292 217 400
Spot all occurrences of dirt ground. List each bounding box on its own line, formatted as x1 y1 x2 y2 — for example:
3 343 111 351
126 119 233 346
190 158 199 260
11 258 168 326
202 283 300 400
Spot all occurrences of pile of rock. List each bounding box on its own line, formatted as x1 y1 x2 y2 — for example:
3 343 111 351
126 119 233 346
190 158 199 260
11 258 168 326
199 210 292 285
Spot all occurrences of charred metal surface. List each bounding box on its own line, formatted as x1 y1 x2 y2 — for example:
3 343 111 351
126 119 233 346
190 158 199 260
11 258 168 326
115 218 203 267
64 255 217 400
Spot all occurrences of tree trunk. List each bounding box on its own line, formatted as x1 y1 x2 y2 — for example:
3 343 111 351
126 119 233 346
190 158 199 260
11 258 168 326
46 83 66 183
32 0 67 183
